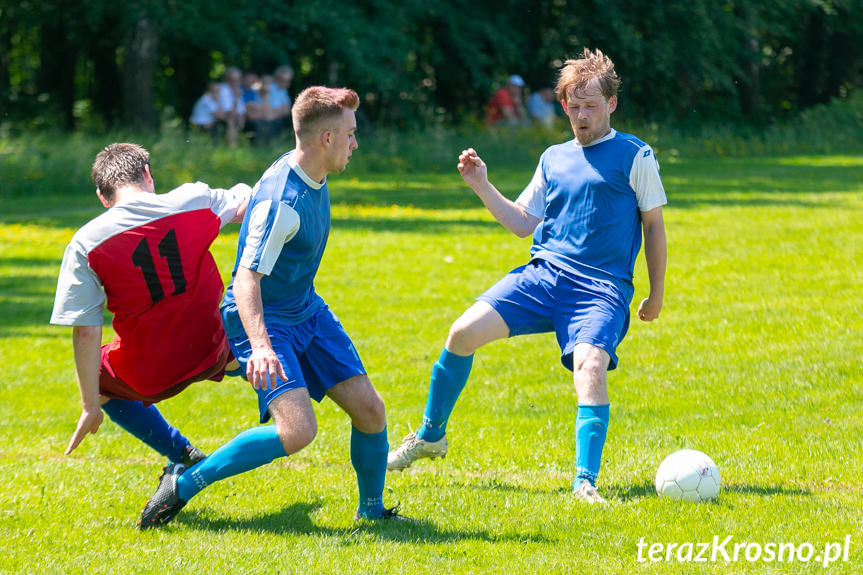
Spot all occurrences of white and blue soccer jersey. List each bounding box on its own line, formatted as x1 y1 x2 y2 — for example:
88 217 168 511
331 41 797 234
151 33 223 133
516 129 667 303
221 152 330 338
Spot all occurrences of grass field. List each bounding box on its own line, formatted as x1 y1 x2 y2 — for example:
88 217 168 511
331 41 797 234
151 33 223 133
1 145 862 573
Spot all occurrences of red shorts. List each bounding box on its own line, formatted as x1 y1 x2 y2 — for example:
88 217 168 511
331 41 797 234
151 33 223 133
98 343 234 404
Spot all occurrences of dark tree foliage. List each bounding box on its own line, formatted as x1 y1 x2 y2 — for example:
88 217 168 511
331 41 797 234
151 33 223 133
2 0 862 130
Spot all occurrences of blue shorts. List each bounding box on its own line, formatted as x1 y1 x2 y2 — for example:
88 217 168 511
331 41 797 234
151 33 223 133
227 305 366 423
477 259 630 370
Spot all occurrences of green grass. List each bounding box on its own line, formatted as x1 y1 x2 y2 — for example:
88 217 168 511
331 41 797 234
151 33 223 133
1 148 862 574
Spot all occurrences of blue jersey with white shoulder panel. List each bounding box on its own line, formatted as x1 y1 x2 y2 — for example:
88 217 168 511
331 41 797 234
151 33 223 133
221 152 330 338
516 130 667 303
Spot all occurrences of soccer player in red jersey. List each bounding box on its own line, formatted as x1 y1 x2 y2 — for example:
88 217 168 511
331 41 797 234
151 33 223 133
51 143 250 466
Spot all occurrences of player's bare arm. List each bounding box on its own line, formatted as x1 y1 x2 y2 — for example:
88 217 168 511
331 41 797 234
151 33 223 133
233 265 287 389
637 206 666 322
66 325 105 454
457 148 540 238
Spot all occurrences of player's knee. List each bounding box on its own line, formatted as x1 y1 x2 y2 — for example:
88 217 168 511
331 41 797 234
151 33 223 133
367 394 387 431
572 348 607 383
576 356 604 378
353 392 386 433
572 343 609 376
276 418 317 455
447 318 478 355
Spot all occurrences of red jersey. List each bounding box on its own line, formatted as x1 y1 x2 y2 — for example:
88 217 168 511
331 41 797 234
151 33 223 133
51 183 247 395
486 88 516 125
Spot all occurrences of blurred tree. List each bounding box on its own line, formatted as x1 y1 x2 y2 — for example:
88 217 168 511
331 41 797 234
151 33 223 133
85 9 123 130
0 5 13 111
1 0 861 130
122 2 160 130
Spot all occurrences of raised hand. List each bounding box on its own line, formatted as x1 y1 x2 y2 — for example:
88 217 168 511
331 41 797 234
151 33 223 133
457 148 488 190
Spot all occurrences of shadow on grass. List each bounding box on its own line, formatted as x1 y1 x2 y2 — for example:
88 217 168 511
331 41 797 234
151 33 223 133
662 160 863 210
0 294 57 337
0 256 62 268
607 480 657 501
330 161 863 212
3 160 860 234
0 267 65 338
606 480 813 501
9 158 860 219
0 205 100 227
175 501 550 544
462 482 556 495
722 484 812 496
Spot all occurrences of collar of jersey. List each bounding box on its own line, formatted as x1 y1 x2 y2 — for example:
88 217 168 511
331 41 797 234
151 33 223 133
572 128 616 148
287 153 325 190
110 189 159 208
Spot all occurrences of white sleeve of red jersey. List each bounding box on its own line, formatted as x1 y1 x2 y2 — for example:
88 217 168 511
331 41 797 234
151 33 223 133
515 157 547 218
630 146 668 211
50 239 105 326
206 183 251 227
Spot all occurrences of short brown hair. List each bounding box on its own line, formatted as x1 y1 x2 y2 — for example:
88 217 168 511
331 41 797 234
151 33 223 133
292 87 360 141
556 48 621 103
91 143 150 202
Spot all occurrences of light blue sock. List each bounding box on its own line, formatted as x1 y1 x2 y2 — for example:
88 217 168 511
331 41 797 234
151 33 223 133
177 425 286 502
574 404 610 488
416 348 474 442
351 426 388 519
102 399 189 462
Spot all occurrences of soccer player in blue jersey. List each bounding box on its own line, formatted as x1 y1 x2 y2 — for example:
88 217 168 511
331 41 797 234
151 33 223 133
388 48 668 503
140 86 409 528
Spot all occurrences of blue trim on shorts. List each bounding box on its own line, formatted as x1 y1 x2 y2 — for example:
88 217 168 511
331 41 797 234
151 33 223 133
477 259 630 371
227 305 366 423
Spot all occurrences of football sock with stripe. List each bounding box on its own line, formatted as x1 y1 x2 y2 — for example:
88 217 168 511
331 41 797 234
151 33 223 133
351 426 388 519
102 399 190 462
416 348 474 443
176 425 286 502
574 404 610 488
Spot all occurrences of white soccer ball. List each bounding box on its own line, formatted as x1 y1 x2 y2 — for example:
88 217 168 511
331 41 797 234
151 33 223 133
655 449 721 502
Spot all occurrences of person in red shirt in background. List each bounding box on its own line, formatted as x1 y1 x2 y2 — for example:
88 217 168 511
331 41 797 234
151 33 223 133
486 74 528 127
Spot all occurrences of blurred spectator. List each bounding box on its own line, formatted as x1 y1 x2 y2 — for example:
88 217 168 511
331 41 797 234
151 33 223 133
189 82 221 134
242 72 261 105
486 74 528 127
245 75 282 146
218 67 246 146
241 73 262 143
527 87 557 129
270 65 294 137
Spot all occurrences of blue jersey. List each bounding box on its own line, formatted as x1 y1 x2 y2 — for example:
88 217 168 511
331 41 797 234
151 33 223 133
516 130 667 303
221 152 330 338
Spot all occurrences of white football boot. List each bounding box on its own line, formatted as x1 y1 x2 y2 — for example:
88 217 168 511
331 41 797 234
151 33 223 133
387 432 449 471
573 479 607 504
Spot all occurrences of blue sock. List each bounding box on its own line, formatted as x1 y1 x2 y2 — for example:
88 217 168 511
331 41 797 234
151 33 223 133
416 348 474 442
574 404 610 488
351 426 389 519
176 425 286 502
102 399 189 462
